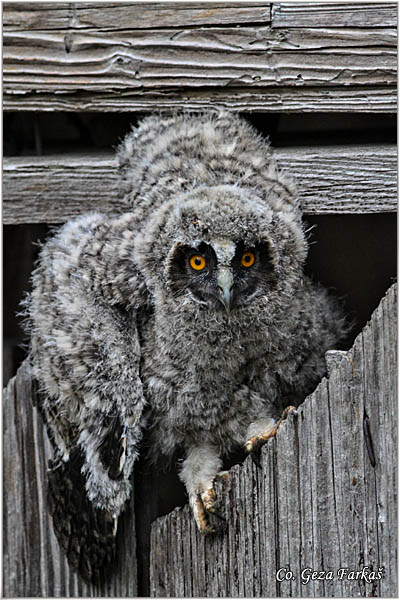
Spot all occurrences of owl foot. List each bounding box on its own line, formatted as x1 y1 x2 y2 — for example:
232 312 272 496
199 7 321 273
190 487 226 535
180 444 226 534
245 406 297 467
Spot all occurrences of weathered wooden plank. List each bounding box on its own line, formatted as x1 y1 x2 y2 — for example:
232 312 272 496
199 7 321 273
4 86 396 113
3 153 118 225
3 26 396 95
277 144 397 214
149 283 397 597
3 2 397 114
3 2 272 31
2 359 138 597
3 144 396 224
272 3 397 28
5 24 396 56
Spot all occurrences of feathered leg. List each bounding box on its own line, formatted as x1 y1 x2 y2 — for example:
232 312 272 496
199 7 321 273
179 444 227 534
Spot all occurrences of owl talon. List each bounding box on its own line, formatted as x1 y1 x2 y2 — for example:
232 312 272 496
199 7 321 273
215 470 229 481
245 405 297 465
249 445 262 468
190 485 226 535
192 495 215 534
281 405 297 420
210 509 226 522
201 486 216 512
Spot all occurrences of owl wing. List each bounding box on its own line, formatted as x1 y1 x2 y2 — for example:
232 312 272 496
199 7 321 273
28 213 148 583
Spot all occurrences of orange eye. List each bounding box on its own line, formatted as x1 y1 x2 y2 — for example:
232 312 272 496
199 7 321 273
241 251 255 268
189 255 206 271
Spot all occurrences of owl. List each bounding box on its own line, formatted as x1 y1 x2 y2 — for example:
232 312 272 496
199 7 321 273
27 111 347 583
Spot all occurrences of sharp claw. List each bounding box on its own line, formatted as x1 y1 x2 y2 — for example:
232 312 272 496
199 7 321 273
211 521 227 534
281 405 297 420
215 470 229 481
207 513 227 534
201 487 216 512
191 487 226 535
250 447 262 468
245 406 298 466
202 525 216 536
246 437 264 468
210 509 225 522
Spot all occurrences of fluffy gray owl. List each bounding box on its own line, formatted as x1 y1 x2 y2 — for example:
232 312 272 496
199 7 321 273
27 111 347 582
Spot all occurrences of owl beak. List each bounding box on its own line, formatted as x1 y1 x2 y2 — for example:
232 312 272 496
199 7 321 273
217 267 234 314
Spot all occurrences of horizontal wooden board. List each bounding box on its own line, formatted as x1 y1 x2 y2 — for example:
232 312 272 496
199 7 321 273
149 283 397 597
272 2 397 28
5 2 395 31
3 144 396 224
3 2 271 30
3 0 397 113
4 86 396 113
4 26 396 94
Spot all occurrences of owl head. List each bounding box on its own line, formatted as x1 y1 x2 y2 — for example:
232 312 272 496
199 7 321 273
134 184 308 315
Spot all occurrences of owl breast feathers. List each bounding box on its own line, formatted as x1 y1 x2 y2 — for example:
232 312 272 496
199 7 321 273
27 111 347 582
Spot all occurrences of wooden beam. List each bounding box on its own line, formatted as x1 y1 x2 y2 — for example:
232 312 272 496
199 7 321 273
3 144 397 224
272 2 397 28
4 26 395 92
3 2 396 113
149 283 397 597
3 2 272 31
3 359 138 597
4 86 396 113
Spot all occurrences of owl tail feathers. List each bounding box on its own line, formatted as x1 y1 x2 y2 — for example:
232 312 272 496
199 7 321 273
47 449 119 585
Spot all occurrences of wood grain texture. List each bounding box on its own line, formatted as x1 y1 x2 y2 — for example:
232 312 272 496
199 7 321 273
4 86 396 113
4 26 395 92
149 283 397 597
3 2 396 113
3 2 271 30
272 2 397 28
3 359 138 598
3 144 396 224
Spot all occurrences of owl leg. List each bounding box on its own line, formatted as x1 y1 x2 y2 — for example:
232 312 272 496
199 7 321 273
179 444 225 535
245 406 297 467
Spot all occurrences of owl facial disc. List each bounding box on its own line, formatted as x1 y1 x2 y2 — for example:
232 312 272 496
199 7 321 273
212 239 236 266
